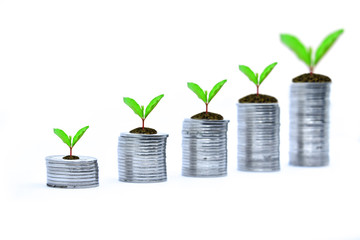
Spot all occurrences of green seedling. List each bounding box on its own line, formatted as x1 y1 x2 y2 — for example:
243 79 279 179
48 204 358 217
239 62 277 96
280 29 344 74
187 79 227 114
123 94 164 130
54 126 89 157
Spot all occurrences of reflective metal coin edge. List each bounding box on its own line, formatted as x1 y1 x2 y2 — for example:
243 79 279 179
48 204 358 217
118 132 169 183
237 103 280 172
182 118 230 177
289 82 331 167
45 155 99 189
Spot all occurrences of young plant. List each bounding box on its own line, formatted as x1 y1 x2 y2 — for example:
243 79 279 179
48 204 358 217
280 29 344 74
239 62 277 96
54 126 89 157
187 79 227 114
123 94 164 130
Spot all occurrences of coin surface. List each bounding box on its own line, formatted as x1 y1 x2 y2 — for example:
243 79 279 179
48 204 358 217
237 103 280 172
182 119 230 177
118 133 169 183
290 82 331 166
46 155 99 188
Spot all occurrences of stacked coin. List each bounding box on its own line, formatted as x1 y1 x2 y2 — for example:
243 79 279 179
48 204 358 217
46 155 99 188
118 132 169 183
290 82 331 166
237 103 280 172
182 119 230 177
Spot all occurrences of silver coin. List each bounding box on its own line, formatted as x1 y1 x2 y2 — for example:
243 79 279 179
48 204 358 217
289 82 331 166
117 132 169 183
182 119 230 177
45 155 99 189
237 103 280 172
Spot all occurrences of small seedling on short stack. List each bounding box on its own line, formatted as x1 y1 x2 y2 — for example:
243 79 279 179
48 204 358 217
54 126 89 159
123 94 164 134
187 80 227 114
239 62 277 96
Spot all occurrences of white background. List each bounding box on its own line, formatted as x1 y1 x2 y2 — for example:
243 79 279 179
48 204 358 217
1 0 360 239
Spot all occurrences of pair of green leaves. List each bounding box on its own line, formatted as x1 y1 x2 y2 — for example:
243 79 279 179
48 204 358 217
280 29 344 70
239 62 278 87
123 94 164 120
54 126 89 148
187 79 227 104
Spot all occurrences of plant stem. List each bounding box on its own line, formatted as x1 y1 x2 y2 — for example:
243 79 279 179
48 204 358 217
257 85 259 96
310 66 314 75
205 103 208 114
142 118 145 130
70 147 72 157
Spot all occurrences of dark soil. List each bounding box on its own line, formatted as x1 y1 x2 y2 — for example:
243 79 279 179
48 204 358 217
293 73 331 82
130 127 157 134
239 94 278 103
191 111 224 120
63 155 80 160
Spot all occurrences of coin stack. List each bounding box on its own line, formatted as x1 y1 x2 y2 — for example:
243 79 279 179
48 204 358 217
290 82 331 166
237 103 280 172
118 132 169 183
46 155 99 189
182 119 230 177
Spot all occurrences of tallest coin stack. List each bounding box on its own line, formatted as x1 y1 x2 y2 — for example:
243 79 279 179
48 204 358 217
289 82 331 166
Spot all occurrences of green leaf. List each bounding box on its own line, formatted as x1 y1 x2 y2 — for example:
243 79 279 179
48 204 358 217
145 94 164 119
239 65 258 85
314 29 344 66
187 82 207 103
208 79 227 103
124 97 143 119
308 47 313 67
72 126 89 147
54 128 71 148
280 34 311 67
259 62 277 85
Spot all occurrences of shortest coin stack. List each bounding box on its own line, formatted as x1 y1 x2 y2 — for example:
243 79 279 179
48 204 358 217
118 132 169 183
46 155 99 189
237 103 280 172
182 119 230 177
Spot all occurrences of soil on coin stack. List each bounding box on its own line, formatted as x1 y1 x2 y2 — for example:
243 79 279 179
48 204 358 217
63 155 80 160
239 94 278 103
130 127 157 134
191 111 224 120
293 73 331 82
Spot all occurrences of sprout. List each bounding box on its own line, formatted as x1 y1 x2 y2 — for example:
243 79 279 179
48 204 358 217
280 29 344 74
187 80 227 114
54 126 89 158
123 94 164 130
239 62 277 96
